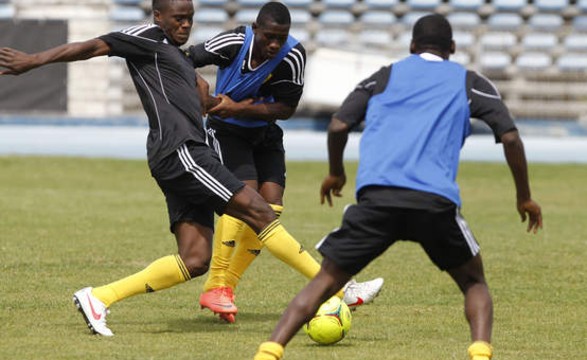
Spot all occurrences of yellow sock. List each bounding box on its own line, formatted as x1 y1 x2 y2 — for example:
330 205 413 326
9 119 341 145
92 255 190 307
225 224 261 289
254 342 284 360
257 219 320 280
224 204 282 289
468 341 493 360
203 215 244 292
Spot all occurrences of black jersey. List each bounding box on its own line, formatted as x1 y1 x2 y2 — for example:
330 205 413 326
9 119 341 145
335 59 516 140
99 24 207 172
187 26 306 107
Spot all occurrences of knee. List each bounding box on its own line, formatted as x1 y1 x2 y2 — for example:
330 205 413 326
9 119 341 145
182 256 210 278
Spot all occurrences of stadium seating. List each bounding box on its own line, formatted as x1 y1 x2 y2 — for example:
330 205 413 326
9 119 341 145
448 0 484 11
0 3 14 19
406 0 441 11
515 52 553 72
533 0 569 12
363 0 399 10
109 6 145 22
491 0 527 12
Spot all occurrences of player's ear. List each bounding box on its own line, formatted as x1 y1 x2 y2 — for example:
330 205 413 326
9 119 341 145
450 40 456 54
153 9 162 24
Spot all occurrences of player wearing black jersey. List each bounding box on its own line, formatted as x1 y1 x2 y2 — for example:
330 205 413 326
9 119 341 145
253 14 543 360
188 2 383 323
0 0 344 337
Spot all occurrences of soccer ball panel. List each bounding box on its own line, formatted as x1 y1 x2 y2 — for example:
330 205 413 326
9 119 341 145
303 296 352 345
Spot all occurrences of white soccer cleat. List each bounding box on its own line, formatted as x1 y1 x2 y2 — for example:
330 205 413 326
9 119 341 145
342 277 384 310
73 287 114 336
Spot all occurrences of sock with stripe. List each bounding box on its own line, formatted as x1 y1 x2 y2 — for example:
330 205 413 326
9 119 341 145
92 255 191 307
256 219 321 280
253 342 284 360
203 215 244 292
468 341 493 360
224 204 283 289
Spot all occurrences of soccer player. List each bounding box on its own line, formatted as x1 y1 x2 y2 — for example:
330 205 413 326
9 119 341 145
253 14 543 360
189 2 383 323
0 0 371 337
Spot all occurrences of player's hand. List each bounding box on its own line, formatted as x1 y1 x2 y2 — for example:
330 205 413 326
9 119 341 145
320 174 346 207
517 199 543 234
0 47 37 75
208 94 254 118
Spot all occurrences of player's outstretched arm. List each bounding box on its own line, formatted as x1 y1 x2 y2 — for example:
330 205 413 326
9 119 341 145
320 117 350 207
0 39 110 75
500 130 543 233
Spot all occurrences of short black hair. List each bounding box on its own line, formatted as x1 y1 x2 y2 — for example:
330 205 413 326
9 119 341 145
256 2 291 26
152 0 192 12
412 14 453 52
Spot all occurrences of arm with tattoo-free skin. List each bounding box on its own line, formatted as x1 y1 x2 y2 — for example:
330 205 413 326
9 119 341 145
500 130 543 233
207 94 296 122
0 39 110 75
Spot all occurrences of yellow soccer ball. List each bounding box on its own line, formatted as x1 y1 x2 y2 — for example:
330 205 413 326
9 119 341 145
303 296 352 345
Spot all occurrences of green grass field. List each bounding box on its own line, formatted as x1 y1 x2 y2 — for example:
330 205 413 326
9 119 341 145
1 156 585 359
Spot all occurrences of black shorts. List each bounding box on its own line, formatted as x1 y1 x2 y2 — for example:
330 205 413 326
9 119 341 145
208 117 286 187
154 142 245 232
317 190 480 275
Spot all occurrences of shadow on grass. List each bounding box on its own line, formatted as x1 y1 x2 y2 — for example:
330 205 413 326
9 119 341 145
153 311 283 334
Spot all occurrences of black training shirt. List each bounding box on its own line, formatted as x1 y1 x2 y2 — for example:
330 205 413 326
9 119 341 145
99 24 206 173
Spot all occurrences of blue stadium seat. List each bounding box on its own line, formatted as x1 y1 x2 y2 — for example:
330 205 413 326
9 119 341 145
522 33 558 51
235 0 266 7
0 4 14 19
198 0 226 6
576 0 587 11
446 12 481 30
290 9 312 25
564 34 587 52
400 12 429 28
491 0 526 12
235 8 258 24
527 14 564 31
556 53 587 72
363 0 399 9
480 32 517 50
533 0 569 12
194 8 229 25
190 25 224 44
515 52 552 72
448 0 484 11
406 0 441 10
487 13 524 31
453 31 475 48
289 27 310 43
282 0 313 8
479 51 512 72
358 29 393 47
361 10 396 28
318 10 354 26
109 6 146 22
315 28 352 47
571 15 587 32
322 0 356 8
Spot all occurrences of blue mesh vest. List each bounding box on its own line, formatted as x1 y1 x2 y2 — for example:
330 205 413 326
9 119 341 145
357 54 470 206
212 26 298 128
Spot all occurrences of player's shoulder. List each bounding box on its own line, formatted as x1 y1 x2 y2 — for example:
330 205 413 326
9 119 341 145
118 23 164 42
203 26 246 52
466 70 501 98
